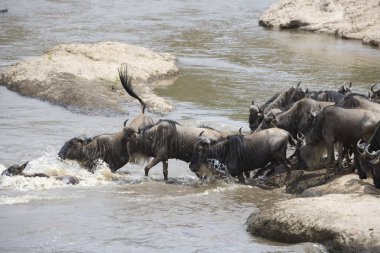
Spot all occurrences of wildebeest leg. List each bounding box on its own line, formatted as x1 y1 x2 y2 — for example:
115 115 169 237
337 142 344 172
162 160 169 181
237 173 245 184
325 143 335 179
144 157 162 178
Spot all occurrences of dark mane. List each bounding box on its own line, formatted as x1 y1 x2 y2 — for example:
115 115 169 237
197 123 214 130
264 87 296 114
139 119 180 133
345 93 368 99
206 135 249 175
259 92 280 111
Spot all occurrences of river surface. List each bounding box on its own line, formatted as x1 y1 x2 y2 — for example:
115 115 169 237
1 0 379 252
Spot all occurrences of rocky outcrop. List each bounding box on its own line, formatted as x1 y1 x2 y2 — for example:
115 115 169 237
259 0 380 47
0 41 179 114
247 174 380 252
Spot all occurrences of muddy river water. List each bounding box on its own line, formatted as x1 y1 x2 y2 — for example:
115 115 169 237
0 0 379 252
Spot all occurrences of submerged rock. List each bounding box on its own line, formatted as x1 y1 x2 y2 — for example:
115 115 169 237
247 174 380 252
259 0 380 47
0 41 179 115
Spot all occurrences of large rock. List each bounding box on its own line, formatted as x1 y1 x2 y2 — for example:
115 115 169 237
247 174 380 252
259 0 380 47
0 41 179 114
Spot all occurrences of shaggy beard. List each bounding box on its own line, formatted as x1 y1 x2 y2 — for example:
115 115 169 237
128 153 149 165
301 143 326 169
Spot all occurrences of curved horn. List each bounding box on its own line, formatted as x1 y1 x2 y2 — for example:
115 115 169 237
296 81 301 88
251 99 254 105
123 119 129 127
371 83 378 93
349 82 352 88
357 139 368 154
365 145 380 159
296 132 304 142
118 64 146 113
199 131 205 137
239 127 243 135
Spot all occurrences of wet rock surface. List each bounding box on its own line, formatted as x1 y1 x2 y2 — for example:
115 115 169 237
259 0 380 47
0 41 179 115
246 173 380 252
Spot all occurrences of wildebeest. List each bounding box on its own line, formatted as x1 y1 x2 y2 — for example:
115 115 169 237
305 89 345 104
357 121 380 188
249 82 304 132
58 131 130 172
304 82 352 104
369 83 380 103
1 161 79 184
337 82 352 95
123 119 228 180
58 64 154 172
300 105 380 178
342 93 380 113
249 95 278 132
189 128 295 183
256 98 334 137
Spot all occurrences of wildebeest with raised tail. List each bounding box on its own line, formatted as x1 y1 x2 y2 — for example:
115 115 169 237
123 119 228 180
357 121 380 188
118 63 154 129
299 105 380 178
189 128 295 183
58 64 154 172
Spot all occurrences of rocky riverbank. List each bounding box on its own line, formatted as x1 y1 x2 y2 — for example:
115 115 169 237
0 41 179 115
259 0 380 47
246 174 380 252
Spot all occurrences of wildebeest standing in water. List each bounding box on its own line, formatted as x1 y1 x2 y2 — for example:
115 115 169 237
123 119 227 180
299 105 380 178
189 128 296 183
58 64 154 172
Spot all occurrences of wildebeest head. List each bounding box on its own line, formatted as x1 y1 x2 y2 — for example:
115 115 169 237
249 100 263 132
337 82 352 95
292 81 306 102
370 83 380 103
299 109 326 169
189 135 213 173
122 126 148 164
58 137 92 160
1 162 29 176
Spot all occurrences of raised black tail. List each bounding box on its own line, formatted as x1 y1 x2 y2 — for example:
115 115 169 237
118 64 146 114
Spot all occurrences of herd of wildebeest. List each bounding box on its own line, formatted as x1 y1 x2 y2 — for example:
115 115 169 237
2 64 380 189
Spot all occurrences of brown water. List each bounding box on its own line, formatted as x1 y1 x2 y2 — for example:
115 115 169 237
1 0 379 252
